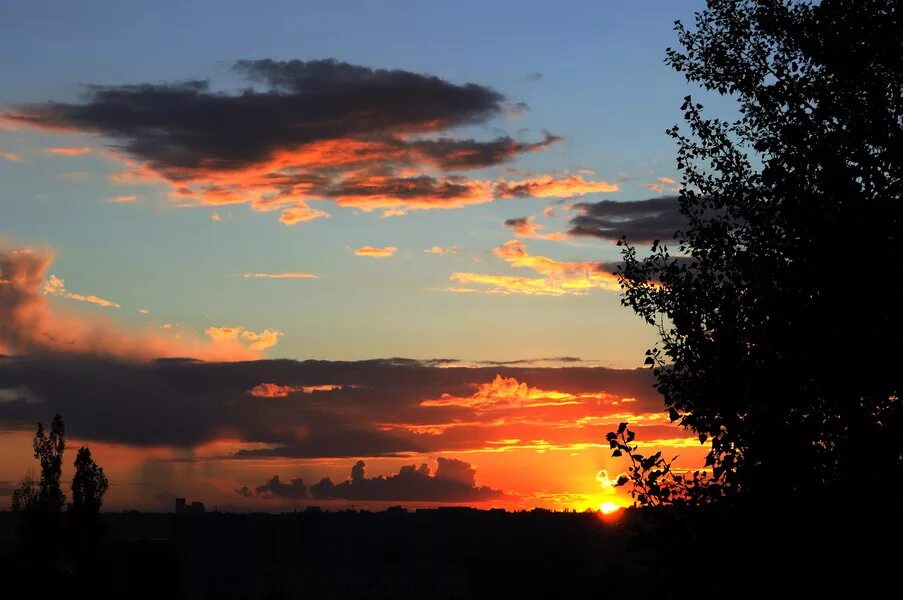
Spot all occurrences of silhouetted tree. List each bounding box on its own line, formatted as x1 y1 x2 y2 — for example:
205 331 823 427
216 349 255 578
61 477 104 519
32 413 67 513
10 475 38 512
70 447 109 514
615 0 902 502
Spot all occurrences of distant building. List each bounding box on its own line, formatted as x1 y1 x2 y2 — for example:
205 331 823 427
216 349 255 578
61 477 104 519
175 497 204 514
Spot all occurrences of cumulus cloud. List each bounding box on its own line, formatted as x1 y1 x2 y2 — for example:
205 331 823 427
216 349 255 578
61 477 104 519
303 458 503 502
567 196 686 243
5 59 618 223
0 244 264 361
353 246 397 258
420 374 603 411
448 240 619 296
204 326 282 352
253 475 308 499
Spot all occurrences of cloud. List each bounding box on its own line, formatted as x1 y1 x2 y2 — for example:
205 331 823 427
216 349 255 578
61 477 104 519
645 176 679 193
5 59 619 223
110 195 138 203
0 355 669 454
567 196 686 243
305 458 505 502
420 374 604 411
46 147 92 156
204 326 282 352
254 475 308 499
424 246 458 255
248 382 345 397
41 273 120 308
353 246 397 258
0 151 21 162
448 240 619 296
241 272 319 279
503 216 569 241
0 244 263 361
495 175 618 198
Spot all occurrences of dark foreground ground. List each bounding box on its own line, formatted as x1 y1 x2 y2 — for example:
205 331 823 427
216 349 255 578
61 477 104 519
0 502 898 599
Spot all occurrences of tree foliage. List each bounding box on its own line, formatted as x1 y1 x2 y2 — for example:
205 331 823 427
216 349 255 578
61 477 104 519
70 447 109 514
607 423 724 507
30 413 67 513
615 0 902 501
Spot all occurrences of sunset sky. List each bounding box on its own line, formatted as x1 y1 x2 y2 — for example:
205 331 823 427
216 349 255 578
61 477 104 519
0 0 714 511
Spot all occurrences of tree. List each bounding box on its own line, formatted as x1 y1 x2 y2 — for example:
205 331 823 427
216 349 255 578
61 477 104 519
616 0 902 501
22 413 67 513
70 447 109 514
10 476 38 512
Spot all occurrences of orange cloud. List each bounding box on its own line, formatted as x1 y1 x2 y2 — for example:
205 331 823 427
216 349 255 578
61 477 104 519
495 175 618 198
448 240 620 296
110 195 138 203
46 146 92 156
421 374 606 412
241 272 319 279
0 245 261 361
646 176 679 193
41 274 120 308
277 202 330 225
504 216 570 241
204 326 282 352
424 246 458 255
0 150 21 162
353 245 397 258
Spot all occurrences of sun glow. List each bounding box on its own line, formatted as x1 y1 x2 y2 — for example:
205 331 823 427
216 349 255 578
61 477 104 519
599 502 622 515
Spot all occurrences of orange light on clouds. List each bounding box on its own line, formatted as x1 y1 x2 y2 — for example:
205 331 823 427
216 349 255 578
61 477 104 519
353 245 397 258
448 240 620 296
241 272 319 279
46 146 92 155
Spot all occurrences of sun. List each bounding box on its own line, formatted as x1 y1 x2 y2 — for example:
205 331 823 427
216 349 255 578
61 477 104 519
599 501 622 515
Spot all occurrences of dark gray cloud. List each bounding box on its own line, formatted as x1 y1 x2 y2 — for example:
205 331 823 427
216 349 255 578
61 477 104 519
568 196 686 243
302 458 504 502
0 356 660 458
6 59 506 173
254 475 308 499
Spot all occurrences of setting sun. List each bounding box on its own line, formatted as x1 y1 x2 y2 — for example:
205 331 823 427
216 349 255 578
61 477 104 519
599 501 622 515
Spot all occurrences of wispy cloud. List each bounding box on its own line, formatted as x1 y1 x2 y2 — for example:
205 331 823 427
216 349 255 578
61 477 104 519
0 150 21 162
46 146 92 156
353 246 397 258
41 273 120 308
424 246 458 255
241 272 319 279
503 216 569 241
448 240 619 296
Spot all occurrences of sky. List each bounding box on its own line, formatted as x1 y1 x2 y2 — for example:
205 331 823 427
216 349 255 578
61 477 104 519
0 0 715 511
